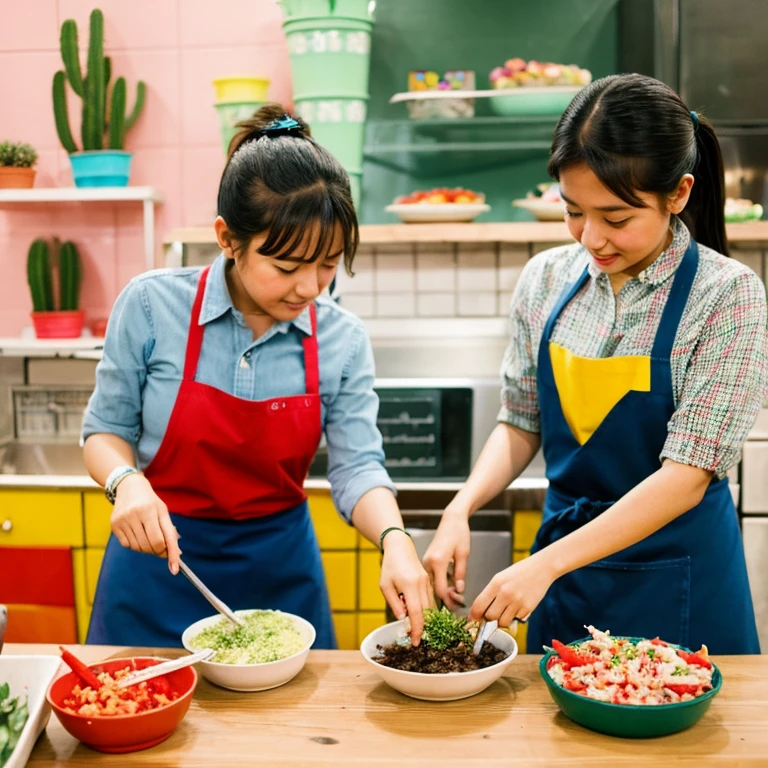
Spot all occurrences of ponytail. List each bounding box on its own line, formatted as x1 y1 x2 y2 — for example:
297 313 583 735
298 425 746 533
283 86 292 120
680 115 728 256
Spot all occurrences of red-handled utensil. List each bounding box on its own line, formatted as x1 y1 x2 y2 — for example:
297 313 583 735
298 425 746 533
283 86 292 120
59 646 103 690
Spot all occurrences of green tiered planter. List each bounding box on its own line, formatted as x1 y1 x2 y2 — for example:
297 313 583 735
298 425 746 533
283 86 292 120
280 0 373 208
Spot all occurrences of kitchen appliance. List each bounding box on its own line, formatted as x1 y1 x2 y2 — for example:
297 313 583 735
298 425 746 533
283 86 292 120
309 376 546 481
620 0 768 209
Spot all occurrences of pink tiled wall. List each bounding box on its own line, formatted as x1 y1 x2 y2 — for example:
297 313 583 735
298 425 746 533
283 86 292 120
0 0 291 335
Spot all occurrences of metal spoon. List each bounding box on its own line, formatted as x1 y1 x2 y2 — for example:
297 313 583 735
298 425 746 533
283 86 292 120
472 620 498 656
177 558 245 628
115 649 215 690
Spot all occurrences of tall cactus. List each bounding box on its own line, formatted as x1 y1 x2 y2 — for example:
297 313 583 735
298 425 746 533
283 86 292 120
59 242 82 312
27 239 54 313
53 8 146 153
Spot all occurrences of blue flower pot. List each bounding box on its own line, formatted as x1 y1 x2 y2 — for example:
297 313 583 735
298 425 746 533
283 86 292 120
69 151 133 187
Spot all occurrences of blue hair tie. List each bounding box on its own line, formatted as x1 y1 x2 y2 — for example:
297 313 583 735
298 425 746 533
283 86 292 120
690 110 699 132
261 115 303 137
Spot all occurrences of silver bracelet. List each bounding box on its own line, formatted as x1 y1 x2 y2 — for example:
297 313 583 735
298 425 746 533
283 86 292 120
105 465 140 504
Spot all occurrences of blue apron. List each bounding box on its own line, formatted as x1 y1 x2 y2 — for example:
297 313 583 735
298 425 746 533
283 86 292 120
527 240 760 655
87 501 336 648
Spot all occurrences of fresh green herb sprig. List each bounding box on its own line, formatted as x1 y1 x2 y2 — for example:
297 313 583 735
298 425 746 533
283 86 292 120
0 682 28 767
421 607 473 650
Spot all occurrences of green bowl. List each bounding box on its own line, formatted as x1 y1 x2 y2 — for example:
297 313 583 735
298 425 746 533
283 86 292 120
539 637 722 738
488 86 581 117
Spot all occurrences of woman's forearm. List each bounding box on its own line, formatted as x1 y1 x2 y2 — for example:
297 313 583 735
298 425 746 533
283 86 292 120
538 459 713 579
350 486 406 547
449 422 541 518
82 433 138 486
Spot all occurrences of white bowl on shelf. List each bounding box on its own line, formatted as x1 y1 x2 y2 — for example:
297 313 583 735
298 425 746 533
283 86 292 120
385 202 490 224
360 619 518 702
180 610 315 692
0 655 62 768
512 198 565 221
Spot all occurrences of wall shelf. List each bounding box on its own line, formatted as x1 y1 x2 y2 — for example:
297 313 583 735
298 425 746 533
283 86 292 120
0 337 104 359
0 186 162 271
164 220 768 247
363 116 555 176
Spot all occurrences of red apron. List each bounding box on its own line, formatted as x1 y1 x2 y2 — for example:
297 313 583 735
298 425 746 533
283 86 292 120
144 264 322 518
87 265 335 647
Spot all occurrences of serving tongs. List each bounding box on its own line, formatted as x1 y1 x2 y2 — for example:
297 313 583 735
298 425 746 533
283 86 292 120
177 558 245 628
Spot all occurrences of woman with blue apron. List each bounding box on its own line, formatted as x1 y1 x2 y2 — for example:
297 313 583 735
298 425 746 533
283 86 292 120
84 106 431 648
424 75 765 654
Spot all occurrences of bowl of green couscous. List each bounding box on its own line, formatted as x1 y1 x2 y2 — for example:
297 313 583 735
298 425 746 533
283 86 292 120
181 609 316 692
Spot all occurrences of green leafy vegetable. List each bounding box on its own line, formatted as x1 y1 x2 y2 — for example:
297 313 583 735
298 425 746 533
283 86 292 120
0 682 28 767
421 607 472 650
672 666 690 677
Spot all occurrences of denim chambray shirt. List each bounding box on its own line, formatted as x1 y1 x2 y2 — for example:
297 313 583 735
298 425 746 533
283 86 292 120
82 254 395 521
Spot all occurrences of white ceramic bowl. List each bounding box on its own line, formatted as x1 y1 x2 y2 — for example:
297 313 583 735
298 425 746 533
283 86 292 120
181 610 315 692
360 619 518 702
512 198 565 221
385 202 490 223
0 655 62 768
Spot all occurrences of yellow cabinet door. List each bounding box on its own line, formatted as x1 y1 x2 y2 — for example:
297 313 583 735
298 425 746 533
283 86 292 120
0 490 83 547
83 491 113 548
357 611 387 646
358 550 385 611
320 551 356 611
307 490 357 549
332 612 357 650
513 510 543 551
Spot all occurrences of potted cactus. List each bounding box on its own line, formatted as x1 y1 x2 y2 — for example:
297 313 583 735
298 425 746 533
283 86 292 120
0 141 38 188
53 8 146 187
27 239 84 338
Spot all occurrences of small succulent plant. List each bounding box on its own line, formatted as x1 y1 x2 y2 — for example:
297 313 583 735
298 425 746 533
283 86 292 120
0 141 38 168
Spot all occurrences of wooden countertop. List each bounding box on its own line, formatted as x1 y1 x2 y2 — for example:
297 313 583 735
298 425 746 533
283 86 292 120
7 643 768 767
164 220 768 246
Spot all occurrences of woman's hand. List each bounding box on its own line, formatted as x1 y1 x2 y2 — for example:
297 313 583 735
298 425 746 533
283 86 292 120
469 552 555 626
110 473 181 574
379 531 433 646
422 506 471 610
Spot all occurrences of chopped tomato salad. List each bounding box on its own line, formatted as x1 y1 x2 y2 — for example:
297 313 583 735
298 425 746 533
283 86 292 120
62 665 179 717
546 626 714 705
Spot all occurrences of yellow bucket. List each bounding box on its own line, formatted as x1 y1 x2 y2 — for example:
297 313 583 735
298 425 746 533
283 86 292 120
212 77 270 103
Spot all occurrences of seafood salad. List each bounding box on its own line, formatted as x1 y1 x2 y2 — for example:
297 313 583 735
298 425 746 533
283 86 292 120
546 625 714 705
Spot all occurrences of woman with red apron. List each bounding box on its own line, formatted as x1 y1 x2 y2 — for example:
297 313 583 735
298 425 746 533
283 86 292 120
424 75 766 654
84 106 431 648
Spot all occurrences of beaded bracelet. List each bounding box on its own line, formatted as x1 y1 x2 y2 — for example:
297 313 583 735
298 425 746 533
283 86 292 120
379 526 412 551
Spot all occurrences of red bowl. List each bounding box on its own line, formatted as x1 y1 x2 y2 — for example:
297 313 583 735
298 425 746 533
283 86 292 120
46 657 197 754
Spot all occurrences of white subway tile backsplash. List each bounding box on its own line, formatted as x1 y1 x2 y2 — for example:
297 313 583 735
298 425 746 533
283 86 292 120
532 241 571 256
417 293 456 317
457 245 497 291
375 245 415 292
338 251 374 294
731 249 764 280
499 245 528 291
458 292 498 316
416 244 456 291
377 293 416 317
499 292 515 314
339 293 375 318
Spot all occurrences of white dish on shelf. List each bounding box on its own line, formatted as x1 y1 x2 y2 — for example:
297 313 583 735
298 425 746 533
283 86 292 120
512 198 565 221
389 86 580 103
385 203 490 223
0 655 62 768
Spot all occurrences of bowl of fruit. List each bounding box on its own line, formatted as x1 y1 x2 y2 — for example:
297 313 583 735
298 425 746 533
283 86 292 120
512 183 565 221
385 188 490 223
488 59 591 117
